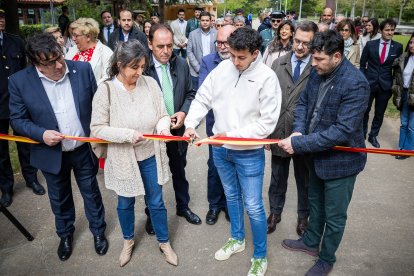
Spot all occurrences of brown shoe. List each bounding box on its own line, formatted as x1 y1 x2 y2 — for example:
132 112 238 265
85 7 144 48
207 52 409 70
296 218 308 236
267 213 281 234
160 242 178 266
119 239 135 267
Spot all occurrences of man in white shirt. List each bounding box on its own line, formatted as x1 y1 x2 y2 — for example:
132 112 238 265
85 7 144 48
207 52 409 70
170 9 188 58
187 11 217 90
184 27 281 276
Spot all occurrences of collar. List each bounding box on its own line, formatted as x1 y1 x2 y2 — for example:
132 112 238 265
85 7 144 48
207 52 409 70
152 54 169 68
201 28 211 35
291 52 311 64
214 52 223 64
36 62 69 83
0 32 3 40
321 58 344 80
380 38 391 45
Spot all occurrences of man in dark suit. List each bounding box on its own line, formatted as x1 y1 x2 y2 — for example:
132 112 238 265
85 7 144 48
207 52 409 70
279 30 370 275
360 18 403 148
144 24 200 232
266 21 318 237
108 9 148 51
8 33 108 261
99 10 116 45
0 9 45 207
198 25 235 225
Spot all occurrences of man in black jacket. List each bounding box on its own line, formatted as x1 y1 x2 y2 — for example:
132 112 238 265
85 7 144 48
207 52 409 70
0 9 45 207
144 24 200 233
108 9 148 51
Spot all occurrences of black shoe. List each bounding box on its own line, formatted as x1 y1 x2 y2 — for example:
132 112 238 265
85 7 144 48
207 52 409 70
395 155 410 160
206 209 220 225
57 235 73 261
177 208 202 225
94 234 109 255
26 180 46 195
0 192 13 207
368 136 380 148
145 216 155 235
222 207 230 222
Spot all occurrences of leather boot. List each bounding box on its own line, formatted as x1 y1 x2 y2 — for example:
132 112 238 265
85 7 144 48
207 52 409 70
119 239 135 267
159 242 178 266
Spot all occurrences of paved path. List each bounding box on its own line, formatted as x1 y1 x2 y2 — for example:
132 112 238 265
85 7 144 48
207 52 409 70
1 117 413 275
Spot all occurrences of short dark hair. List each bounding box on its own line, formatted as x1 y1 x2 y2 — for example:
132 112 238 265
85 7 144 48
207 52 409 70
195 7 203 11
379 18 397 31
148 23 174 43
200 11 211 19
296 20 318 34
178 9 185 14
26 33 62 65
100 10 111 18
235 8 244 14
228 27 262 54
310 29 344 56
119 9 133 19
108 40 148 80
62 6 68 13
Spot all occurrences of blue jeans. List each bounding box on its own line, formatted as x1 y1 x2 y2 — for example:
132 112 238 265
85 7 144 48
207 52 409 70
207 145 226 210
117 156 168 243
212 147 267 258
399 88 414 150
173 48 187 59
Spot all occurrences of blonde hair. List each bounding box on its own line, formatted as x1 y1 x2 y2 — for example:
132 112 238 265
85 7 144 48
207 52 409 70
44 26 62 34
70 17 100 40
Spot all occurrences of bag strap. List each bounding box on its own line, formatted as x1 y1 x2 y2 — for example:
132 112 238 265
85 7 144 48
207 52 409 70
103 81 111 105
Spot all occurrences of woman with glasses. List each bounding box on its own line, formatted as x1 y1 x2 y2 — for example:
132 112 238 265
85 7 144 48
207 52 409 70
65 17 113 84
392 33 414 159
215 18 224 30
336 19 360 68
359 18 381 56
262 20 294 67
90 40 178 267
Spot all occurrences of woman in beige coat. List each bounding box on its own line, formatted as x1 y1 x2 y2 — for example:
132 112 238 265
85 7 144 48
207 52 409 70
337 19 360 68
90 40 178 267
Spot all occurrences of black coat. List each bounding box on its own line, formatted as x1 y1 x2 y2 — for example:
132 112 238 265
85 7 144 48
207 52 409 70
0 32 26 119
107 26 148 52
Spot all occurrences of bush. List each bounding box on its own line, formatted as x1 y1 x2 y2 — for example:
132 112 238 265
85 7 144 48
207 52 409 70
20 24 52 39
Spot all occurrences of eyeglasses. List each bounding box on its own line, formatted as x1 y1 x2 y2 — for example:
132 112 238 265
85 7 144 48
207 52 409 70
362 20 368 23
340 28 350 32
271 19 282 23
71 33 85 39
293 38 310 48
38 54 64 67
215 40 230 48
216 24 223 28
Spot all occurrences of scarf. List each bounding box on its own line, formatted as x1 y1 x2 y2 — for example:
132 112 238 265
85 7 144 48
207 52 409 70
343 37 354 58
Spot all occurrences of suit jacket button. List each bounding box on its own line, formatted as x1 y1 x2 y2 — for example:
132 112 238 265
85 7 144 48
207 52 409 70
5 66 9 69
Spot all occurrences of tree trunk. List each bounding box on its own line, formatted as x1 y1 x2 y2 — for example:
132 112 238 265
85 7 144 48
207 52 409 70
159 0 165 23
398 0 406 25
326 0 336 14
1 0 19 35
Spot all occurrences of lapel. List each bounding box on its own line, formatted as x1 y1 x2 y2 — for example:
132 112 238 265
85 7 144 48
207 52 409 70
209 30 216 53
197 29 203 52
2 34 10 53
385 40 396 63
27 66 59 125
66 61 81 118
374 39 381 64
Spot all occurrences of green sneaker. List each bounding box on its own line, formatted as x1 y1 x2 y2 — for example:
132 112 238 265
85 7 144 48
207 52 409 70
214 238 245 261
247 257 268 276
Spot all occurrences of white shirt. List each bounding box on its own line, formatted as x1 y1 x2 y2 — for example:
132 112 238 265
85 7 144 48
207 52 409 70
0 32 3 45
291 53 311 76
152 55 173 92
122 31 129 42
403 55 414 88
178 20 186 34
201 29 212 57
103 24 115 42
379 39 391 61
36 65 85 151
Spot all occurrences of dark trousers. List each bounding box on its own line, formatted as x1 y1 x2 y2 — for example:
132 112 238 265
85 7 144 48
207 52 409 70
302 164 356 264
207 145 226 210
167 141 190 211
0 119 38 194
42 144 106 238
173 48 187 59
363 86 392 137
268 154 309 218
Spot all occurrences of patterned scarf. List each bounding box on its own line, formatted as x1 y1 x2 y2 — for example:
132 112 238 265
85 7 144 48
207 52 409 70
72 46 96 62
343 37 354 58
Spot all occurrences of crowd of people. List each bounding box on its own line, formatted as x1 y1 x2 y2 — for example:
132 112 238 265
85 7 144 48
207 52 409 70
0 5 413 276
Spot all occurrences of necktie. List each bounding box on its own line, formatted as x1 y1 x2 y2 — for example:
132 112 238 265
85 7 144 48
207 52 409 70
293 60 302 83
161 64 174 116
106 26 111 42
380 42 387 64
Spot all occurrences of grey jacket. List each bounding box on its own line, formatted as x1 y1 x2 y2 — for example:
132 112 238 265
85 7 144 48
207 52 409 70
270 52 313 157
187 28 217 77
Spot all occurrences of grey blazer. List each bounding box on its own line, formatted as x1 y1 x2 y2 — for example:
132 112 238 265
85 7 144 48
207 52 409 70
187 28 217 77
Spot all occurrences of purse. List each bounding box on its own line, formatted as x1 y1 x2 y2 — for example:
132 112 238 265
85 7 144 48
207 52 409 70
91 82 110 158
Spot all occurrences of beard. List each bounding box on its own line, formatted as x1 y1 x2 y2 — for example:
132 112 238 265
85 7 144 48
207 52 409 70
218 51 231 60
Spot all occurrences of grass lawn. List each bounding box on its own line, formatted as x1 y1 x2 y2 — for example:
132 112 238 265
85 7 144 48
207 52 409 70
393 35 410 49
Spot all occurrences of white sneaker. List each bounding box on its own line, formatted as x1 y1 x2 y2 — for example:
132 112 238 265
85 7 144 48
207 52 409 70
247 257 268 276
214 238 245 261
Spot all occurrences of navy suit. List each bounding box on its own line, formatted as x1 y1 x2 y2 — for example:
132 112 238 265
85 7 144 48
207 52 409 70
8 60 106 238
360 39 403 137
291 59 370 264
198 52 227 211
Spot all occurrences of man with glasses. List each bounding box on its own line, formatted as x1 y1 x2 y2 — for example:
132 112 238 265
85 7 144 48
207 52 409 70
266 21 318 237
171 9 188 58
197 25 235 225
8 33 108 261
260 11 284 54
0 9 45 207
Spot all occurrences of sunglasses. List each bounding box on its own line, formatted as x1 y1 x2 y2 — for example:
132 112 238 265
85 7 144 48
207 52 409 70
216 24 223 27
340 28 350 32
362 20 368 23
271 19 282 23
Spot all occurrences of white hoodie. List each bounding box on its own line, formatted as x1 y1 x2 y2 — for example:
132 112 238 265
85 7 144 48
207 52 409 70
185 54 282 150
